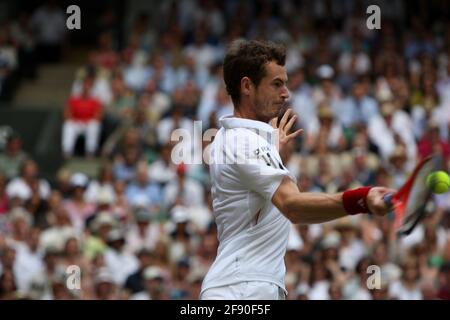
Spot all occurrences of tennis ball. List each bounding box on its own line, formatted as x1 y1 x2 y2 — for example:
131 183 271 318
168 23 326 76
426 171 450 194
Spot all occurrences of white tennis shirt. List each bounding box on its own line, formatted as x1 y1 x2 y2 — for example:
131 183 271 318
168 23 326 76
201 116 296 295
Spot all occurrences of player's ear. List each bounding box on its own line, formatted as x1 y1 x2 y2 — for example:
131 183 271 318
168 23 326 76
241 77 253 96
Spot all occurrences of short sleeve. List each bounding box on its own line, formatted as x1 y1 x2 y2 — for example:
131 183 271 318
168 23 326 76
232 132 295 200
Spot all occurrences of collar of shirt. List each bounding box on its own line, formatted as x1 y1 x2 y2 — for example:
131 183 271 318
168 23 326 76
219 115 277 144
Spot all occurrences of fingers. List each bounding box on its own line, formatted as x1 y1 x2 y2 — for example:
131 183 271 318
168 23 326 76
279 108 292 129
286 129 303 139
285 114 298 132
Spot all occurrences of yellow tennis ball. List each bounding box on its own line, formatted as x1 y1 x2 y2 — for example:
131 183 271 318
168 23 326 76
426 171 450 194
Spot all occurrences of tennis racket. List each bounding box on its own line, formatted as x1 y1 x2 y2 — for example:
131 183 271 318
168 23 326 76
384 154 441 236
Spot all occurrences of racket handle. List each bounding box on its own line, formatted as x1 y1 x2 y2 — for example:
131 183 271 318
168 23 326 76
383 193 394 208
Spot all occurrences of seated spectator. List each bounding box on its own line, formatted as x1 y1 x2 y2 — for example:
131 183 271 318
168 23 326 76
123 248 154 297
0 132 28 181
305 103 346 153
157 105 195 147
71 66 112 106
62 173 96 233
85 163 116 204
106 73 136 122
129 266 169 300
40 207 78 253
368 101 416 164
0 269 20 300
148 143 176 186
349 148 377 186
92 267 118 300
6 160 50 204
28 246 66 299
162 163 204 210
13 228 44 294
336 80 379 130
30 0 66 63
82 212 117 261
104 229 138 286
89 32 119 72
62 77 103 158
10 12 38 80
389 258 423 300
125 208 163 255
418 120 450 165
125 161 161 211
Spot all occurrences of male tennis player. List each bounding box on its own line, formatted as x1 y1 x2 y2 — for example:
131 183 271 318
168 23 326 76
200 40 394 300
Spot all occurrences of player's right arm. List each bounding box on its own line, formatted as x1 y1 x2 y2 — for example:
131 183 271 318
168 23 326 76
271 176 394 224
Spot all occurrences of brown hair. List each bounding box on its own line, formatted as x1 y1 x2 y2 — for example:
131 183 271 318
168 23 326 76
223 39 286 106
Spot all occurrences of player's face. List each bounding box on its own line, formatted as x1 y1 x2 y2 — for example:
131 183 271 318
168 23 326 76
251 61 289 122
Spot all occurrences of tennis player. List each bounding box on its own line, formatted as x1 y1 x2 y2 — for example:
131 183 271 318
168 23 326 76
200 39 394 300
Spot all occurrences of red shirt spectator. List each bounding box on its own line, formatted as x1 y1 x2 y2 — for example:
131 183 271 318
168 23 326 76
67 95 102 122
417 124 450 164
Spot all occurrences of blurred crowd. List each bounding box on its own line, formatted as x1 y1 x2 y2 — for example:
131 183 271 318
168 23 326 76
1 0 450 300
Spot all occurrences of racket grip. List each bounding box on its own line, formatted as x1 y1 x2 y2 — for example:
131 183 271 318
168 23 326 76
383 193 393 208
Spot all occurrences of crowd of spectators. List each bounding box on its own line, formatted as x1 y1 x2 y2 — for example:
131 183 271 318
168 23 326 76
0 0 68 102
1 0 450 300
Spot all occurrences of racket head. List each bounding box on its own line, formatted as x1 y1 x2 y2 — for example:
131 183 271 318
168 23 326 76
390 154 442 236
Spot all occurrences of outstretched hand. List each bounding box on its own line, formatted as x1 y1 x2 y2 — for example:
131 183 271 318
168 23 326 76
270 108 303 161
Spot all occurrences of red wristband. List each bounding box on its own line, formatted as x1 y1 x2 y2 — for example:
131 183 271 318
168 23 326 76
342 186 372 215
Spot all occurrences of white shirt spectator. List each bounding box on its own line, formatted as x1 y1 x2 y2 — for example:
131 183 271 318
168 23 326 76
184 43 218 72
368 111 416 164
148 160 176 185
85 181 116 204
12 242 44 292
71 75 112 106
123 65 152 92
40 225 79 252
30 5 66 45
162 177 205 209
339 240 367 272
157 116 194 146
308 280 330 300
343 277 372 300
125 223 161 255
389 280 422 300
104 248 139 286
6 178 50 201
338 51 371 75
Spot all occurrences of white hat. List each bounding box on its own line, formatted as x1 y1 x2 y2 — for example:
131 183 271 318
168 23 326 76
171 205 190 224
93 267 114 285
70 172 89 188
107 229 125 243
96 188 116 204
321 231 341 249
91 212 117 231
143 266 163 280
9 207 32 226
317 64 334 79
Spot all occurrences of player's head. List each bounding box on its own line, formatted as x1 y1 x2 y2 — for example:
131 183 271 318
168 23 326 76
223 39 289 122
